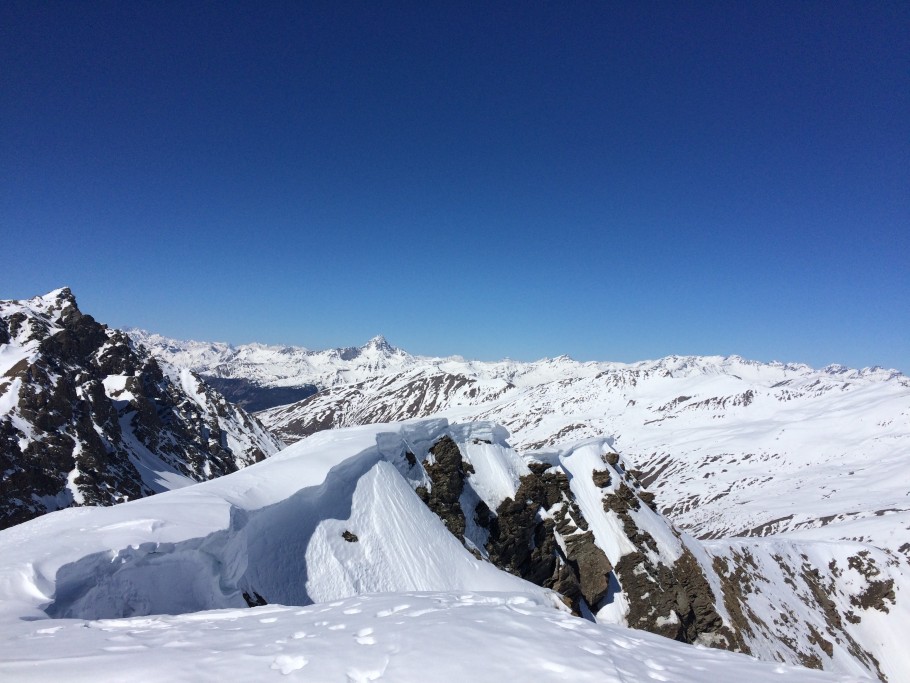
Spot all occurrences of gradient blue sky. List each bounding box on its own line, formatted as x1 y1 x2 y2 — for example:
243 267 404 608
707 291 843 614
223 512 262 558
2 2 908 370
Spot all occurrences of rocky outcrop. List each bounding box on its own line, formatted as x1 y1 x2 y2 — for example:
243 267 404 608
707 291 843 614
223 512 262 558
407 434 733 647
416 436 471 542
398 431 904 682
0 289 284 529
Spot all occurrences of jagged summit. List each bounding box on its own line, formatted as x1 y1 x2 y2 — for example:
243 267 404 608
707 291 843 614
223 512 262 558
0 289 283 529
40 286 75 303
362 334 395 352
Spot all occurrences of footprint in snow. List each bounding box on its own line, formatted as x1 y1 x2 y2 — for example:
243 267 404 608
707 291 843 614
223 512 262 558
402 608 437 617
271 654 308 674
355 627 376 645
346 667 383 682
35 626 63 635
376 604 409 617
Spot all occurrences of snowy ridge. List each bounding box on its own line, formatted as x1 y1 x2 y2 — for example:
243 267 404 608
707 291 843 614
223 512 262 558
0 419 874 682
245 346 910 551
0 418 902 679
0 289 283 528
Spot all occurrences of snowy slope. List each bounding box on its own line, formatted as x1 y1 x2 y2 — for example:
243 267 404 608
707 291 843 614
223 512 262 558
0 420 553 624
0 418 901 680
247 350 910 548
0 593 864 683
0 289 283 528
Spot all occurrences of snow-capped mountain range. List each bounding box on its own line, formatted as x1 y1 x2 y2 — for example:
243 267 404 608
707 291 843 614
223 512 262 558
3 293 908 681
0 289 282 528
123 328 910 680
134 329 910 544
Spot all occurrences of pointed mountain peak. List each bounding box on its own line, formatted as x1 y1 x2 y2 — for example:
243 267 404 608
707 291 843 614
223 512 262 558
362 335 395 353
39 287 77 306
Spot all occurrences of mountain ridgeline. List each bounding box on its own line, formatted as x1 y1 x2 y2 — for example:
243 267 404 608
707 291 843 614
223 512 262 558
2 292 908 681
0 289 283 529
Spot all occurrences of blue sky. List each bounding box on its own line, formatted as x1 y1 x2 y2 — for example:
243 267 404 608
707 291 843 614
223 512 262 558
2 2 907 370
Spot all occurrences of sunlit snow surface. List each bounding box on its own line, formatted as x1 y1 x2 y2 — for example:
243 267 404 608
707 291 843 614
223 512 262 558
0 593 864 682
0 419 869 681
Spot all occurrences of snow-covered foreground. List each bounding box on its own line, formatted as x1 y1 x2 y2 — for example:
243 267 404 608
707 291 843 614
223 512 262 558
0 420 551 624
0 418 875 681
0 592 864 682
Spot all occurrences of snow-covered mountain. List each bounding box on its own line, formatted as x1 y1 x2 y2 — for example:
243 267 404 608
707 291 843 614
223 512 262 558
0 419 886 681
141 332 908 545
127 329 417 411
239 353 907 546
115 331 910 679
0 289 283 528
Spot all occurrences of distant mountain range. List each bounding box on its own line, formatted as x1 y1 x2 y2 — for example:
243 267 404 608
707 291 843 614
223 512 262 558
2 290 908 681
132 328 910 545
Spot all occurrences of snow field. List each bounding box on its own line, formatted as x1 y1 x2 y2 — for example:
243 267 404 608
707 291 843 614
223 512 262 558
0 592 867 682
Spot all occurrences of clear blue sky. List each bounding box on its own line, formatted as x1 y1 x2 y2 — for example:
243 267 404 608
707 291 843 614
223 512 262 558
2 2 907 370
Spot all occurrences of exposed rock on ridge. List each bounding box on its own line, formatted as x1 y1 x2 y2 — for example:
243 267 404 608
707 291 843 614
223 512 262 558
401 428 902 681
0 289 283 529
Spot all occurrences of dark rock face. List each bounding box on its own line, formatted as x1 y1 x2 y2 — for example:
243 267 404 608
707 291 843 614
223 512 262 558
602 473 737 648
483 466 613 613
416 436 472 542
0 289 282 530
412 437 612 615
408 436 747 652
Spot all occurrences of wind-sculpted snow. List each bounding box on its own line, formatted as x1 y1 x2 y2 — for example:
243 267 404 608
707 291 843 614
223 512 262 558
0 420 555 623
0 418 901 680
0 289 283 528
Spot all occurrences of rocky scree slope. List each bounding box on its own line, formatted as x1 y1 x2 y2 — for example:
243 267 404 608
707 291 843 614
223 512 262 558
0 289 283 529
